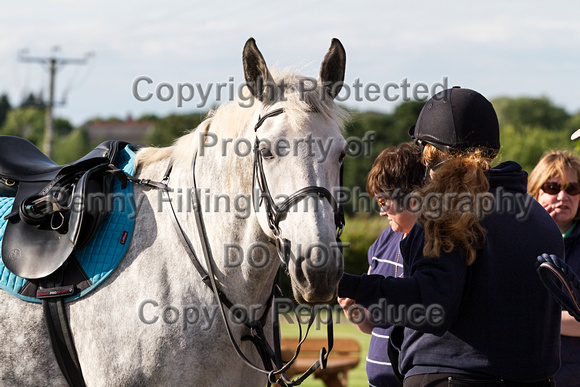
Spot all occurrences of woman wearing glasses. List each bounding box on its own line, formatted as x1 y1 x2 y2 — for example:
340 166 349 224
529 151 580 387
338 87 563 386
338 142 424 387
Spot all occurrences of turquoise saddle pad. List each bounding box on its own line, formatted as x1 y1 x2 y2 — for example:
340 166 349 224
0 145 137 303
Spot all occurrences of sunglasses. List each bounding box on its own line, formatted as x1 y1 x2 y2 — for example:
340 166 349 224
376 194 408 213
541 182 580 196
376 197 393 210
423 159 447 181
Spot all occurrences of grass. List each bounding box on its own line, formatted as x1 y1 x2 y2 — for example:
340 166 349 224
279 311 371 387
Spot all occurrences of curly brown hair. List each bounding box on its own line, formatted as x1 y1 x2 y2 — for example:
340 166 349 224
418 144 495 265
366 142 424 198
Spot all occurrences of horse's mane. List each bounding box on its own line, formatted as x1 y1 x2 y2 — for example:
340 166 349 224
135 68 347 170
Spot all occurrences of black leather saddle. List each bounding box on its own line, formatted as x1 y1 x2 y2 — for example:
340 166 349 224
0 135 129 281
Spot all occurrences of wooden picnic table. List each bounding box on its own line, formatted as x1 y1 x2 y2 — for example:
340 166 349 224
280 337 361 387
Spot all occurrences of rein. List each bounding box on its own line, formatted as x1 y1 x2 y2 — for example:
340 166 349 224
130 108 344 386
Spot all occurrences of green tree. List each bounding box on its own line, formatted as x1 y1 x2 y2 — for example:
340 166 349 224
137 113 160 122
0 107 45 146
341 214 386 275
0 106 74 149
492 96 569 132
20 92 45 108
52 129 92 164
342 101 424 215
0 93 11 128
384 100 425 146
566 112 580 135
490 97 579 172
497 124 573 174
54 118 73 137
342 110 391 214
145 112 207 147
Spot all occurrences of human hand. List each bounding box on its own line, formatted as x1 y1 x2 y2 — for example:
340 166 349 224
337 297 354 310
542 203 556 217
337 297 362 322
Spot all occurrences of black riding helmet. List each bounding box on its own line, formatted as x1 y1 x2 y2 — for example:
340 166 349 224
409 87 500 155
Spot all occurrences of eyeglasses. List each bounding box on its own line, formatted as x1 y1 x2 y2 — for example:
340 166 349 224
414 139 455 153
541 182 580 196
377 198 393 209
376 195 408 213
376 197 393 210
423 159 447 181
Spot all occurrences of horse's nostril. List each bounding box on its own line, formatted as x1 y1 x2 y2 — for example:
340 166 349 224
293 256 306 284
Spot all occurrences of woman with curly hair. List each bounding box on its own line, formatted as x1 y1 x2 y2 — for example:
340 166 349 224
529 150 580 386
338 142 424 387
338 87 563 386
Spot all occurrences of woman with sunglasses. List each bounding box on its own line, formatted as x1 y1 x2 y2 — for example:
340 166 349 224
338 142 424 387
529 151 580 386
338 87 563 386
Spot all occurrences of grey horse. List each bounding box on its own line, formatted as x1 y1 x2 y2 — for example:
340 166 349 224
0 38 347 386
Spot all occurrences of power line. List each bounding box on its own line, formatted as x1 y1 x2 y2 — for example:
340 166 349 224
18 46 94 157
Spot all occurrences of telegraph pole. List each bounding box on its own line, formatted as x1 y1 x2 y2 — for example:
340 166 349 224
18 47 93 157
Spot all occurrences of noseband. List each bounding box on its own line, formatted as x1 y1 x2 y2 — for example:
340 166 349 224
252 108 345 265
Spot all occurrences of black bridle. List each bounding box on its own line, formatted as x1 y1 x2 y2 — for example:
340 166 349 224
252 108 345 265
131 108 346 386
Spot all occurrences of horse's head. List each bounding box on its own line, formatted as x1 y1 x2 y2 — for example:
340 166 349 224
242 38 347 304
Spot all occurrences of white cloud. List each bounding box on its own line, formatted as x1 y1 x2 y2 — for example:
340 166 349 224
1 0 580 125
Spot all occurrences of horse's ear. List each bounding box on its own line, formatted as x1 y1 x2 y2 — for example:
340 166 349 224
319 38 346 99
243 38 278 103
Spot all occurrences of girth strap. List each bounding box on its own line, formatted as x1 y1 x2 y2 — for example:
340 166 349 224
41 270 86 387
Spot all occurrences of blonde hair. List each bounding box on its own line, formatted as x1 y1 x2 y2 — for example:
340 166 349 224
528 150 580 218
419 144 495 265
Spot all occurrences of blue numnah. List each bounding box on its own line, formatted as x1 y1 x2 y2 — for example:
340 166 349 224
0 145 137 303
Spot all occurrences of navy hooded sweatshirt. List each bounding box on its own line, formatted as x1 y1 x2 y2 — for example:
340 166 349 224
338 161 563 382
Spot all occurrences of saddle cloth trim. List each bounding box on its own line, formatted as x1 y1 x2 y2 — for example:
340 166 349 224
0 145 137 303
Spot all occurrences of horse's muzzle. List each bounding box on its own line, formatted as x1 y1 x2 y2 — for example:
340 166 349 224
289 249 343 304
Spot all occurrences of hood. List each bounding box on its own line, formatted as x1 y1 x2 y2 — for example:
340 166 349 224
487 161 528 193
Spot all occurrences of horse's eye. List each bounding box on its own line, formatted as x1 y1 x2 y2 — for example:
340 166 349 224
260 148 274 159
338 150 346 164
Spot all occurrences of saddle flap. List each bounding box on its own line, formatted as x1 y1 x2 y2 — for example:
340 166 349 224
2 181 76 279
1 163 116 280
70 164 116 248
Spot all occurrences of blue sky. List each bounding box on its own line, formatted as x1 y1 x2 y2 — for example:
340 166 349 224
1 1 579 126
